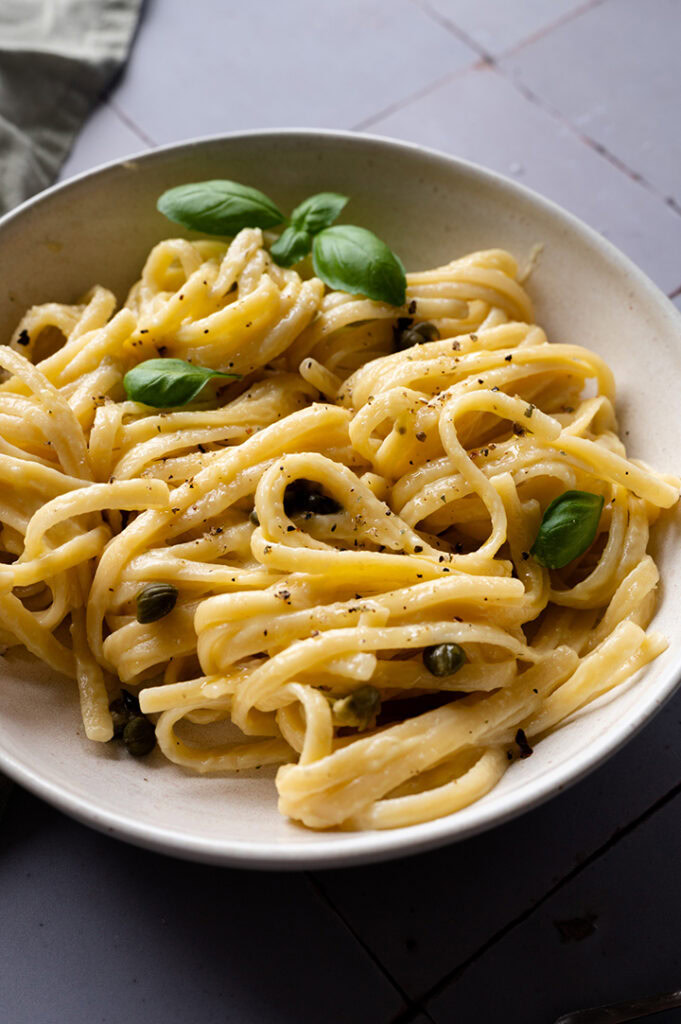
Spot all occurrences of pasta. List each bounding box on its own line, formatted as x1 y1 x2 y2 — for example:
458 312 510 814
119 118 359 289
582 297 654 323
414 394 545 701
0 228 678 831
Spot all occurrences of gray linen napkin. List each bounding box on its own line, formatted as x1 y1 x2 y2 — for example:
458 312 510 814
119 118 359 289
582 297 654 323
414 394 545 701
0 0 143 213
0 0 142 811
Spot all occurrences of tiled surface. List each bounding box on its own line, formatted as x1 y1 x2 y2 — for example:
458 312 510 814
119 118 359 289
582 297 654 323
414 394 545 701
1 791 405 1024
109 0 476 143
3 1 681 1022
416 0 595 56
500 0 681 207
360 62 681 292
428 781 681 1023
313 689 681 1000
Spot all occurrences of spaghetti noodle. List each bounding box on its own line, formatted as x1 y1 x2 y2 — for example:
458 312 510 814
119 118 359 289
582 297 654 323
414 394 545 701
0 230 677 829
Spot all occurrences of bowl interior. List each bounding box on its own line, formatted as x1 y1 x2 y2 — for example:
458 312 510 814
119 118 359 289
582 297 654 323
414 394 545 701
1 131 680 867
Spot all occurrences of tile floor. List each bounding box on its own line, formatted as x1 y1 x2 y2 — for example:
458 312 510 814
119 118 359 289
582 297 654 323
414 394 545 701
4 1 681 1022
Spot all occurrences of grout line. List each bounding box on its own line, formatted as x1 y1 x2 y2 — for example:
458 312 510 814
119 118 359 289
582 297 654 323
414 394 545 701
389 1003 437 1024
352 60 482 133
306 870 419 1019
669 284 681 300
107 98 158 149
496 65 681 220
408 0 489 60
498 0 610 60
409 0 681 222
415 773 681 1010
409 0 608 63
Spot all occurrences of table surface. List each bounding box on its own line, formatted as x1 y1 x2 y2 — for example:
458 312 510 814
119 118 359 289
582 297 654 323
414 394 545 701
3 1 681 1022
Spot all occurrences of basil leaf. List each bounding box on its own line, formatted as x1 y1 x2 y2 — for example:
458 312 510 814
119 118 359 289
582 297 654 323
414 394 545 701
270 226 312 267
312 225 406 307
157 180 285 235
291 192 348 234
531 490 604 569
123 358 240 408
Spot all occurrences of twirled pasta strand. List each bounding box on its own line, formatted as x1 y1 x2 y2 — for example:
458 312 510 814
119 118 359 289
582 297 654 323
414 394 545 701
0 231 677 829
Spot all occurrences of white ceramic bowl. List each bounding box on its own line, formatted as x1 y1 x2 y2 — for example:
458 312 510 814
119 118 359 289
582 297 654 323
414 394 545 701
1 130 680 869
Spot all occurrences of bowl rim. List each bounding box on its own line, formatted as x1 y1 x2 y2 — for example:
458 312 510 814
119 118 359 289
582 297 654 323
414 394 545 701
1 126 680 870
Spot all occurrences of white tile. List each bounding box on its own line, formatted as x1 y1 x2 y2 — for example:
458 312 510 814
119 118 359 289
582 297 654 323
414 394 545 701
59 101 149 182
362 63 681 292
428 782 681 1023
315 688 681 998
500 0 681 206
1 790 404 1024
109 0 476 143
418 0 589 55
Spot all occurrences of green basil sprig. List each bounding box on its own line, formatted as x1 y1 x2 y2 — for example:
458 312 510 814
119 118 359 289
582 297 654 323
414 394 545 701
290 192 348 234
157 180 285 235
530 490 604 569
269 192 347 267
270 226 313 267
313 225 406 307
123 358 240 408
156 179 406 306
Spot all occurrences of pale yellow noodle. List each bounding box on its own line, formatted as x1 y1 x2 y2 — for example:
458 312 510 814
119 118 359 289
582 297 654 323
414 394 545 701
0 230 677 831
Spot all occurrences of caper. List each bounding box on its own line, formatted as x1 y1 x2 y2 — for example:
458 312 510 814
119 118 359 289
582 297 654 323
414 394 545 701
122 715 156 757
393 317 413 347
120 688 141 714
109 689 142 738
136 582 178 624
395 320 440 351
109 698 129 739
249 508 260 526
284 479 342 517
333 685 381 729
422 642 467 677
305 491 342 515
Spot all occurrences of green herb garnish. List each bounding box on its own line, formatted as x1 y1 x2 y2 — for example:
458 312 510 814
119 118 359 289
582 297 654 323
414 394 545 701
157 180 285 235
123 358 240 408
156 179 406 306
530 490 604 569
269 226 313 268
290 192 348 235
313 225 406 307
269 193 348 266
